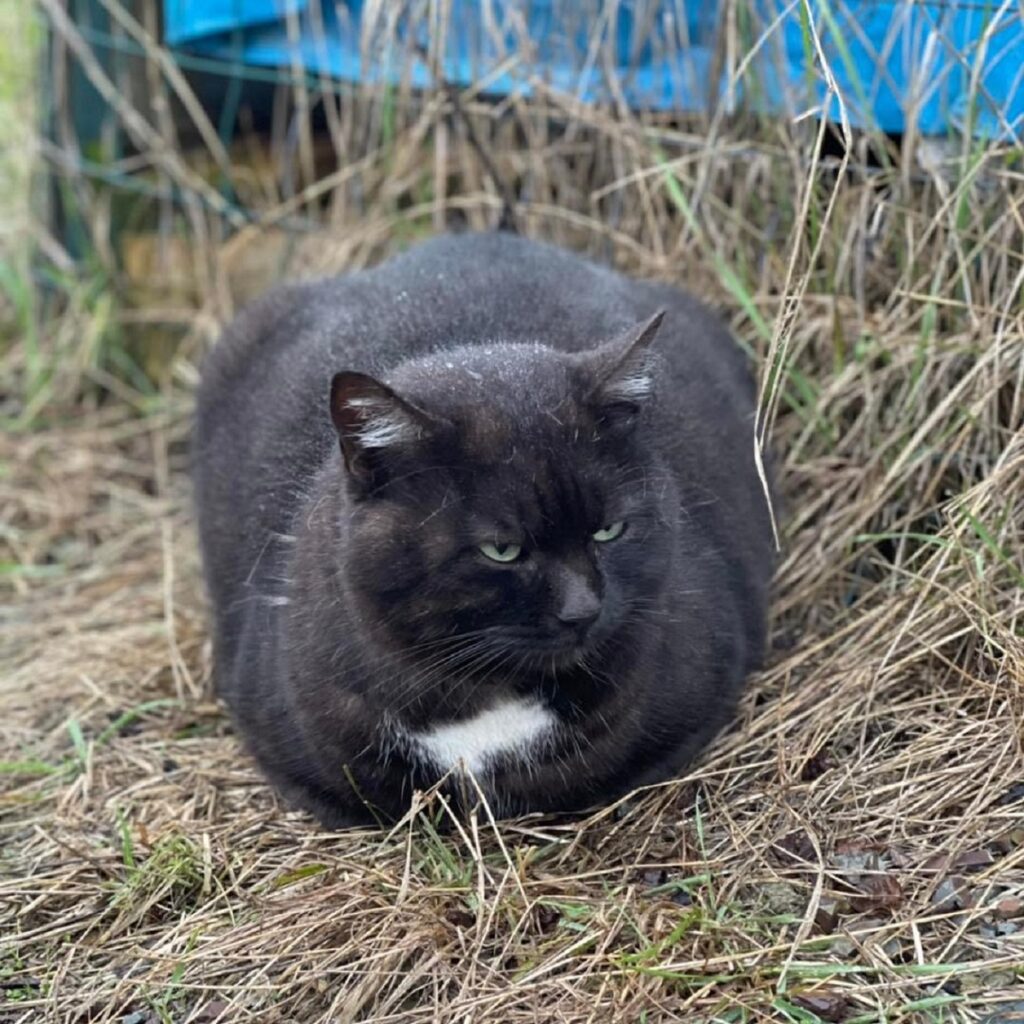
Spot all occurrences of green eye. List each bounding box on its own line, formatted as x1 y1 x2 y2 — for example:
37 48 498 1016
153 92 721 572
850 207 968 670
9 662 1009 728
479 541 523 563
592 521 626 543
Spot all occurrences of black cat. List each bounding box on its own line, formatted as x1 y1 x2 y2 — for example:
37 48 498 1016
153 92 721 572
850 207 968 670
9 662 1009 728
193 232 774 827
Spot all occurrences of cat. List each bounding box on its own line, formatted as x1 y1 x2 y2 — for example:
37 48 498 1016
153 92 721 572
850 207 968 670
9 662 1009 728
192 231 775 827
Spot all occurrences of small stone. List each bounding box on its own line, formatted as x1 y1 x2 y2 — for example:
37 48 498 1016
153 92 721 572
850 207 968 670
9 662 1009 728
997 782 1024 806
849 873 902 913
981 971 1018 990
641 868 669 887
994 897 1024 920
774 829 815 865
761 882 806 916
792 991 849 1021
444 907 475 930
800 748 835 782
981 1002 1024 1024
925 848 992 872
884 846 913 869
932 876 969 912
957 848 995 870
535 905 560 932
815 898 839 932
193 1002 231 1023
830 935 856 957
833 848 879 880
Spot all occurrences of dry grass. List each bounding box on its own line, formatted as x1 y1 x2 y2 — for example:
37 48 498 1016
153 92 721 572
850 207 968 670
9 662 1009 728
3 2 1024 1021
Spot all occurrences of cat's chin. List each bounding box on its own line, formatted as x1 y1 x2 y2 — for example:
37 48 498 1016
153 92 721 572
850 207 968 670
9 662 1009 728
535 646 588 671
511 636 598 675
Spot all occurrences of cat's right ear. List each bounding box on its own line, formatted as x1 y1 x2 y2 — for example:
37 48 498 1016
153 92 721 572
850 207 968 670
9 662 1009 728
330 372 442 489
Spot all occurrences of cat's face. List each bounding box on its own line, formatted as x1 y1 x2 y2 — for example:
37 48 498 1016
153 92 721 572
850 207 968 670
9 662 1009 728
330 313 676 685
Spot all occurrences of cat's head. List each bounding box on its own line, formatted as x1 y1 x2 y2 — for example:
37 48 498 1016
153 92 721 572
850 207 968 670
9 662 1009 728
327 311 677 687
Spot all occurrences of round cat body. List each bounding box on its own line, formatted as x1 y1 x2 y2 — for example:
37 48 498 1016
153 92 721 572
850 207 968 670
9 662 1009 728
193 232 774 826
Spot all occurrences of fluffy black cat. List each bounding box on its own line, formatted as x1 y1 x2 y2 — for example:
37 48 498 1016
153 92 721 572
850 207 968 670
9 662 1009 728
193 232 774 827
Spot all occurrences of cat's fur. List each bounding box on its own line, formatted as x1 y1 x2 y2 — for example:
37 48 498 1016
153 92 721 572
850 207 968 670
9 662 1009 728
193 232 774 827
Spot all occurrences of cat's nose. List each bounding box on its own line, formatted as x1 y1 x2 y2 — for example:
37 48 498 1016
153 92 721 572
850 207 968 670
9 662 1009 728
557 604 600 633
554 569 601 632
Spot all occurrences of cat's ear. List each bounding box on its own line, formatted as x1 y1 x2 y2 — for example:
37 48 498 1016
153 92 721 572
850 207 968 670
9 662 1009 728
330 372 442 487
584 310 665 428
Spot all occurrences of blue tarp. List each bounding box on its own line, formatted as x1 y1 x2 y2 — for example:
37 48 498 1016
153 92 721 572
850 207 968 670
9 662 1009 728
164 1 1024 141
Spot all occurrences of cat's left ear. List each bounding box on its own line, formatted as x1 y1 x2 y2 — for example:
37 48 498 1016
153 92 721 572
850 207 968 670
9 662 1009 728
583 309 665 427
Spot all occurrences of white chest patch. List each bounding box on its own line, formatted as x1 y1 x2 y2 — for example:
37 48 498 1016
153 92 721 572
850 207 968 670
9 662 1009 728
408 698 557 777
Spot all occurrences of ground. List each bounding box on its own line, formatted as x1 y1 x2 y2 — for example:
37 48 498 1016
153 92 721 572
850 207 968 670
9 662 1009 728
2 2 1023 1021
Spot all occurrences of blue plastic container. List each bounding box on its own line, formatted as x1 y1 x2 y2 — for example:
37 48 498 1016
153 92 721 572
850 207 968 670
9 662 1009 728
164 0 1024 140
